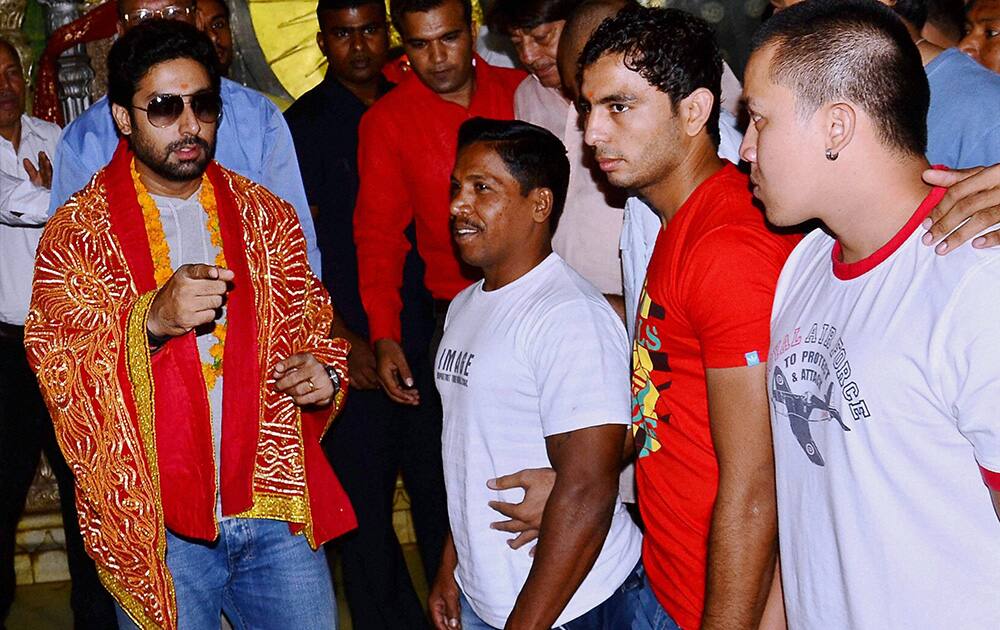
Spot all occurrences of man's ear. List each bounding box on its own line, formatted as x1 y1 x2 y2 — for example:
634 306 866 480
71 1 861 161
823 101 856 160
111 103 133 137
530 187 553 225
679 87 716 138
316 31 328 58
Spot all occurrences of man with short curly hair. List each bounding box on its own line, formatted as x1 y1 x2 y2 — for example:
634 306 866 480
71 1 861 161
576 8 799 629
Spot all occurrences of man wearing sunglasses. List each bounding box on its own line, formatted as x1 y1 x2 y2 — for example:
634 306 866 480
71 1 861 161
48 0 322 276
26 21 354 629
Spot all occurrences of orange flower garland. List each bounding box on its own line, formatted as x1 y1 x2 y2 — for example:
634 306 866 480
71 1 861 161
131 159 228 390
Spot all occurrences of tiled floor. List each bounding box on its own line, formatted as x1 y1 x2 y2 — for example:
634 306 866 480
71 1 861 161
7 545 429 629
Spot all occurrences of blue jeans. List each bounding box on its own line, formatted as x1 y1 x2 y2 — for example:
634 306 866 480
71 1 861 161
115 518 337 630
632 570 682 630
460 561 677 630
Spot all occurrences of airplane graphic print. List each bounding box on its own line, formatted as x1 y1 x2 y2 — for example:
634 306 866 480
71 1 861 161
771 366 851 466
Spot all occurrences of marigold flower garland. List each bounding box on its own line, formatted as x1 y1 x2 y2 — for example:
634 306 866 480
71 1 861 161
131 159 227 389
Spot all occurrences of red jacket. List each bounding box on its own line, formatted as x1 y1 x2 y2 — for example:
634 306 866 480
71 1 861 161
354 56 525 342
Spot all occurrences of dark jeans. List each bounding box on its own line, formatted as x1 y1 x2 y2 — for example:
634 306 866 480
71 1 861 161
0 327 116 629
459 561 669 630
323 346 448 630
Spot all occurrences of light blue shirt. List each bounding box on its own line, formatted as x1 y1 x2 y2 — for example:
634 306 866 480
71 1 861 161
926 48 1000 169
49 76 320 274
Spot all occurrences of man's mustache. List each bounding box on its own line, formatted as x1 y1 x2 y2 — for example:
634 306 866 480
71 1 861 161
166 136 211 153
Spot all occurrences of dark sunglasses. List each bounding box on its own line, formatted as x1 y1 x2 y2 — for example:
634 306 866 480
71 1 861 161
131 91 223 128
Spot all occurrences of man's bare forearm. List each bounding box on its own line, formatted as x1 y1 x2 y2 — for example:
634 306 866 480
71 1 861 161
701 476 778 629
505 477 617 629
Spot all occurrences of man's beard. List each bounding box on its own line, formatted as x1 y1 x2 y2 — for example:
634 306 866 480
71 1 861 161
131 129 215 182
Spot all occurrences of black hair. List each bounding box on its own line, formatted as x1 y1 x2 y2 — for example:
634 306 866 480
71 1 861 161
890 0 928 29
926 0 964 42
390 0 472 36
199 0 231 17
488 0 582 34
579 6 722 147
317 0 385 19
457 117 571 231
107 20 221 109
751 0 928 158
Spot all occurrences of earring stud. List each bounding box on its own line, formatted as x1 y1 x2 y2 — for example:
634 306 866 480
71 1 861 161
825 148 839 161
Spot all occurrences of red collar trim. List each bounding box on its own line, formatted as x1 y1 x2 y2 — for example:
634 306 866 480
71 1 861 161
831 179 947 281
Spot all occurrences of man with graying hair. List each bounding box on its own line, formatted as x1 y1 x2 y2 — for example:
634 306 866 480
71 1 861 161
0 38 117 629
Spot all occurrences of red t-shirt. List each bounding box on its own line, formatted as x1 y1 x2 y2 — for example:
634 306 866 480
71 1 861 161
354 56 526 343
631 164 799 629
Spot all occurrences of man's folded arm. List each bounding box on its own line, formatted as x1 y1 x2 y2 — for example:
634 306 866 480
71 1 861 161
0 170 50 226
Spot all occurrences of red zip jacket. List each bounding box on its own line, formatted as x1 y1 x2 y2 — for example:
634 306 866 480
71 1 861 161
354 55 525 343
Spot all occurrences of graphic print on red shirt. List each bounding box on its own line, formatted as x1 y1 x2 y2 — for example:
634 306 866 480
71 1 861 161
630 164 799 630
633 288 669 458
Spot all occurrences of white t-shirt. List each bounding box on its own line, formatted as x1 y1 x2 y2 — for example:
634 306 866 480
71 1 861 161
436 253 642 628
768 189 1000 629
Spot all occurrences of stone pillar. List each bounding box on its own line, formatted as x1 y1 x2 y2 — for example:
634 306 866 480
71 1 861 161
39 0 95 124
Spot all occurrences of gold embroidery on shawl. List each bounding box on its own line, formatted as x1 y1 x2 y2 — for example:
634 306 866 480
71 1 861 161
25 182 177 629
215 171 348 545
124 290 179 622
27 168 350 630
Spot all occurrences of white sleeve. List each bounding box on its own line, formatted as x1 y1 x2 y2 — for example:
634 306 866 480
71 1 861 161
935 256 1000 477
524 298 632 437
0 169 51 227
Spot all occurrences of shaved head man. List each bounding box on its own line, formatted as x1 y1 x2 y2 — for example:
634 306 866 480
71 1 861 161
556 0 629 99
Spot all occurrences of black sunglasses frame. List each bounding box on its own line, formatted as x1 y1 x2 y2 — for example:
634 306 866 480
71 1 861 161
131 92 223 129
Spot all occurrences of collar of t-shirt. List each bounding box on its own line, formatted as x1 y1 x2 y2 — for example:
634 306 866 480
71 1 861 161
473 251 559 298
831 184 948 281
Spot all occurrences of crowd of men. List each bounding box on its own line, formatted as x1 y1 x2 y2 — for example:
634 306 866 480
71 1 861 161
2 0 1000 628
